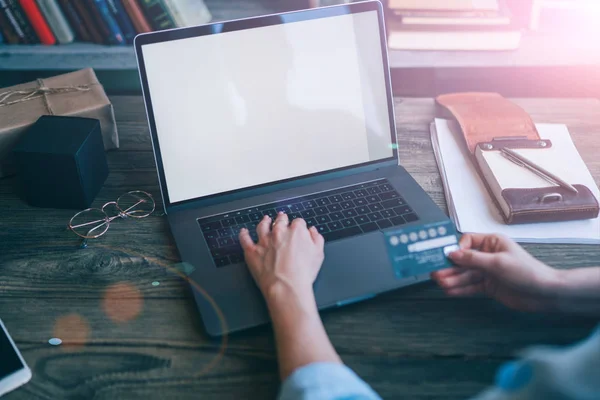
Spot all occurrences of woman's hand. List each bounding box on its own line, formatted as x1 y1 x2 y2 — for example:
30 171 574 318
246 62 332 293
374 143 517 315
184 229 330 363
431 233 562 312
239 212 325 303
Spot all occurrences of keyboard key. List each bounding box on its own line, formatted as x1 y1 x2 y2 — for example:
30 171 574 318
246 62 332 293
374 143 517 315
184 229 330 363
366 195 380 203
214 257 230 267
328 221 343 231
341 192 356 200
327 204 342 212
367 186 381 195
222 217 236 227
316 198 331 206
245 222 259 231
316 224 330 234
342 209 357 218
328 194 343 203
305 218 317 226
354 189 368 197
206 238 219 249
211 245 240 258
200 221 221 232
276 206 291 214
218 237 235 247
354 215 369 225
355 206 370 215
323 226 361 242
390 215 406 226
302 200 317 209
315 207 328 215
330 212 344 221
290 203 305 212
249 231 259 242
383 199 405 209
376 219 392 229
379 184 394 192
369 203 383 212
368 212 384 221
381 209 396 219
204 231 218 240
230 225 244 236
341 218 357 228
262 209 277 218
217 228 233 237
341 201 354 209
353 198 367 207
289 213 301 220
229 253 244 264
393 205 413 215
235 215 250 224
360 222 378 232
403 213 419 222
249 212 262 221
301 210 316 218
379 191 400 200
316 215 331 224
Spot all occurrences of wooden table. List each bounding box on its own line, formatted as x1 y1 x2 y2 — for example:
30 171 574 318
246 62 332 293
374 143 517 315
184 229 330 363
1 97 599 400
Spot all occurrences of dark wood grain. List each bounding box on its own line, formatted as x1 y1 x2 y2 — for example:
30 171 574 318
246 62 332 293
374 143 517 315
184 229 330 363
1 97 599 400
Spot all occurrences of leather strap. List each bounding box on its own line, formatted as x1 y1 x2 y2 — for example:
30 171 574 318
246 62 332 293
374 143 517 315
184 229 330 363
436 93 540 153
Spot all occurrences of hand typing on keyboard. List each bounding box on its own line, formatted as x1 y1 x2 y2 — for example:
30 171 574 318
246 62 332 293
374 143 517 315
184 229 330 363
238 212 325 303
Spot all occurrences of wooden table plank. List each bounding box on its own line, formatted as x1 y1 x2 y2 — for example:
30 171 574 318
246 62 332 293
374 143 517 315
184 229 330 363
0 96 598 400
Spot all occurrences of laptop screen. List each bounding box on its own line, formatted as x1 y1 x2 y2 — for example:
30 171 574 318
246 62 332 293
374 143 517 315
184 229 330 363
140 8 394 204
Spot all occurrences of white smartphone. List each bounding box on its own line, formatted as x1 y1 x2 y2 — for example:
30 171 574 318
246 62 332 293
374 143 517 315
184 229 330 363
0 319 32 397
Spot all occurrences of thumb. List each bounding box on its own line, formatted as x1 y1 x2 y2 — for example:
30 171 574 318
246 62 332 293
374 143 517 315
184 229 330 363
449 249 503 272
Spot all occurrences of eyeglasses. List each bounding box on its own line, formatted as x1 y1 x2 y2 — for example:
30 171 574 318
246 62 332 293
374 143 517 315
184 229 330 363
68 191 156 248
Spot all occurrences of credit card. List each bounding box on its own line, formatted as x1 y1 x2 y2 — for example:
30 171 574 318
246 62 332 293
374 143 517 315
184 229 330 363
383 220 459 279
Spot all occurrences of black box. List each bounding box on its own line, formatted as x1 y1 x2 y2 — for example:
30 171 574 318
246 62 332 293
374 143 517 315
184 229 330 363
12 115 109 209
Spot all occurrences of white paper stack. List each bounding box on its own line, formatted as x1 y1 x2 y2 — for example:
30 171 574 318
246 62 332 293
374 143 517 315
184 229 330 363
431 118 600 244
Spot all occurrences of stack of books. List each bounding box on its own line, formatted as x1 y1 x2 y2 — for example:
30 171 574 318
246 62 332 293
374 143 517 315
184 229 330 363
0 0 211 46
386 0 522 51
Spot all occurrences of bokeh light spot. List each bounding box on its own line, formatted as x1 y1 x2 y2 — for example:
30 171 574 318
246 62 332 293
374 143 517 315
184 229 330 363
48 338 62 346
152 281 160 286
102 282 143 323
53 314 90 351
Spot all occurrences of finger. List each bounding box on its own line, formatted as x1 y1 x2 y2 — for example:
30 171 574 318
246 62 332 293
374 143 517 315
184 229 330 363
431 267 463 280
459 233 487 250
256 215 271 244
309 226 324 248
449 248 502 272
445 283 485 297
239 228 257 252
436 269 484 290
272 212 290 235
290 218 307 230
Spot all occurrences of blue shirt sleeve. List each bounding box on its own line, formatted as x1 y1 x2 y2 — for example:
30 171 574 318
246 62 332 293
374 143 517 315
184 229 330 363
278 362 382 400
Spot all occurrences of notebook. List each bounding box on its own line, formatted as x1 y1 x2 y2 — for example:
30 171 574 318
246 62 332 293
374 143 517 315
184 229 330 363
431 118 600 244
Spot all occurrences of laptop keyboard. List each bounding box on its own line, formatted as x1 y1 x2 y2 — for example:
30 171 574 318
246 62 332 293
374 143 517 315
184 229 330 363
197 179 419 267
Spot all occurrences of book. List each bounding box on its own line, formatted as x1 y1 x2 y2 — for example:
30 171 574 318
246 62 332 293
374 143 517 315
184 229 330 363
0 30 3 42
7 0 38 43
388 0 499 11
18 0 55 44
163 0 211 27
386 19 521 51
72 0 105 44
121 0 151 33
90 0 126 45
106 0 136 43
83 0 122 45
396 0 511 26
138 0 176 31
0 0 27 43
431 119 600 244
35 0 74 44
56 0 92 42
0 6 20 43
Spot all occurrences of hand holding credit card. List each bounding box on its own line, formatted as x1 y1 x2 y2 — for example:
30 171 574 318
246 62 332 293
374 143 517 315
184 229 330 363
384 220 460 278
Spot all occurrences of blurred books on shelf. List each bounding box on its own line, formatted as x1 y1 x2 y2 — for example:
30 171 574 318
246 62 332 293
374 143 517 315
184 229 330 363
0 0 212 46
386 0 522 51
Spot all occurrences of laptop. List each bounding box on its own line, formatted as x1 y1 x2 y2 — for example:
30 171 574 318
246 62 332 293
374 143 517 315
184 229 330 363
134 0 448 336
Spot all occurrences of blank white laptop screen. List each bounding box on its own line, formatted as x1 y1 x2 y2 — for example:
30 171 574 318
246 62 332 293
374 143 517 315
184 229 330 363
141 10 393 203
